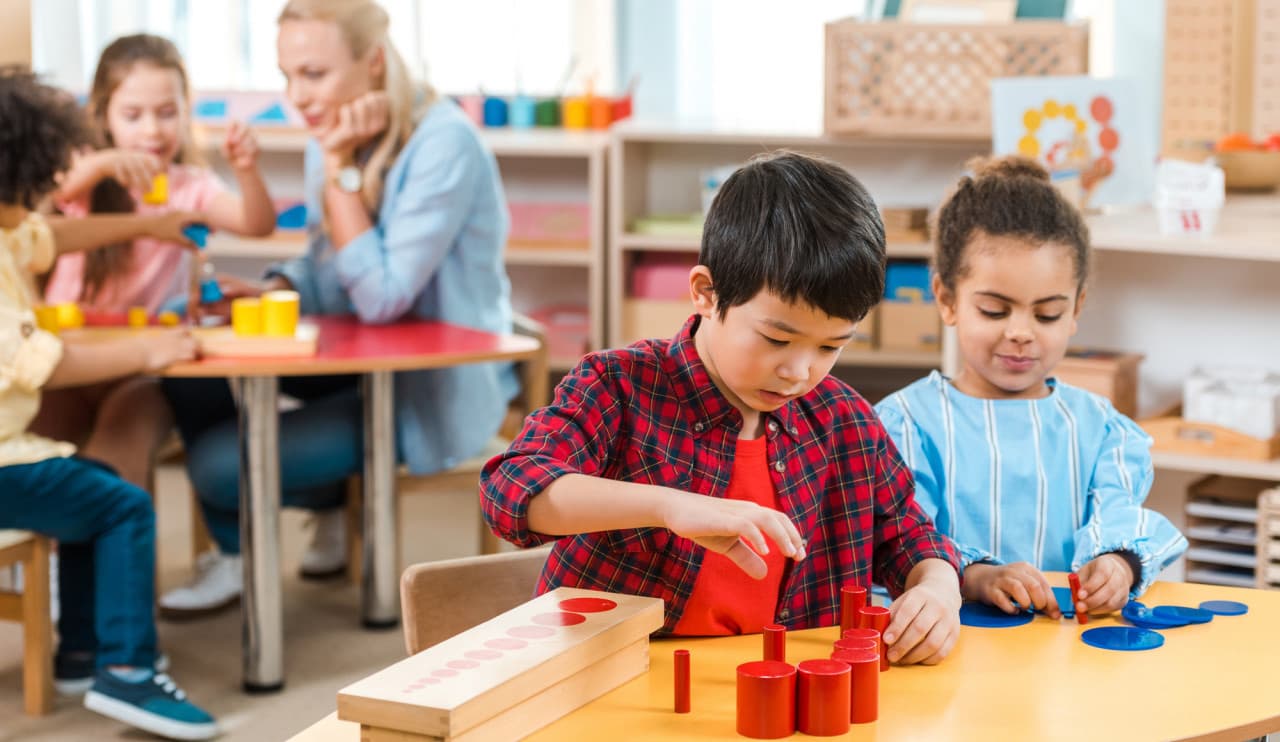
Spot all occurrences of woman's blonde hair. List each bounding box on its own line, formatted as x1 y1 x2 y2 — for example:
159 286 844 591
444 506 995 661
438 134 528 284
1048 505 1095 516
279 0 436 213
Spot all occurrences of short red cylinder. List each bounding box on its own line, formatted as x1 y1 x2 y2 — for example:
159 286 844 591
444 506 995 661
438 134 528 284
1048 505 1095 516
763 623 786 662
839 584 868 635
673 649 690 713
831 648 879 723
857 605 892 671
736 660 796 739
796 659 851 736
1069 573 1088 625
834 636 877 653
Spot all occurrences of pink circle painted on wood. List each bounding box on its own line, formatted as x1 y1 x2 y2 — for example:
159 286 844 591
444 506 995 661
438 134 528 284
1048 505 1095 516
532 611 587 627
558 597 618 613
447 659 480 670
486 637 528 650
507 625 557 639
432 669 459 678
466 649 503 660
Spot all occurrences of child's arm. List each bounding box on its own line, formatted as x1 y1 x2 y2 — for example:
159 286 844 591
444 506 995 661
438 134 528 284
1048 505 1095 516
45 328 197 389
202 122 276 237
46 212 203 256
1072 413 1188 612
55 148 166 203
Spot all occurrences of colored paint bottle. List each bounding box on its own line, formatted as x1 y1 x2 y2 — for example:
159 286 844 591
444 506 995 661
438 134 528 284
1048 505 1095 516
534 98 560 126
482 96 509 127
510 94 535 128
562 97 589 129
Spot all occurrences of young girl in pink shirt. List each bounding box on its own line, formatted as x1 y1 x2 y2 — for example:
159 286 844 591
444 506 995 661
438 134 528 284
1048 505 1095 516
35 34 276 491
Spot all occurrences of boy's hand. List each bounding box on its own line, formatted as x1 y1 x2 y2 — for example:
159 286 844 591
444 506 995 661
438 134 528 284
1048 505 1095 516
139 328 198 371
1075 553 1135 615
144 211 207 247
222 121 261 171
962 561 1059 618
884 559 961 665
90 149 165 192
660 490 806 580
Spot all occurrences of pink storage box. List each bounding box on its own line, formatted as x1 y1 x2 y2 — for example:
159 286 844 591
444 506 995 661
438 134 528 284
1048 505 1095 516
528 304 590 361
630 253 696 300
508 202 590 246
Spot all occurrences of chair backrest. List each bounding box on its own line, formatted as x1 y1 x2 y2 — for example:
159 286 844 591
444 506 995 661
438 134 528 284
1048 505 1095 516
400 545 552 655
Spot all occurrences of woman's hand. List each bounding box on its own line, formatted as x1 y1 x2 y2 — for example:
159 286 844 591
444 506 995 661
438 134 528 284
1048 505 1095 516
221 121 261 172
319 91 390 169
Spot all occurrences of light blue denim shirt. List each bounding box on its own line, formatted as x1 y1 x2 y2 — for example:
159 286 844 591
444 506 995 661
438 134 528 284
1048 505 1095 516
268 99 518 474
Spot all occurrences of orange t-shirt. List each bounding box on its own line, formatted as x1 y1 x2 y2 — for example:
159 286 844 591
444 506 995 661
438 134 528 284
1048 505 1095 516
672 435 786 635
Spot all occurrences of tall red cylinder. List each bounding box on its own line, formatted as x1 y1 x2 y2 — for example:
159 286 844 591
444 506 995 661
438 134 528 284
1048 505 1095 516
831 648 879 723
736 660 796 739
839 584 868 635
673 649 690 713
796 659 851 736
857 605 892 671
763 623 786 662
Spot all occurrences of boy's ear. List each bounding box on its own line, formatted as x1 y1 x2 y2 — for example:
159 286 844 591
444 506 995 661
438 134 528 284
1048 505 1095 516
932 274 958 326
689 265 716 319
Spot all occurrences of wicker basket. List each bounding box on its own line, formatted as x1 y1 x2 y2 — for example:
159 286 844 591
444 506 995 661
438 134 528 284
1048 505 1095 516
823 19 1090 138
1162 0 1280 149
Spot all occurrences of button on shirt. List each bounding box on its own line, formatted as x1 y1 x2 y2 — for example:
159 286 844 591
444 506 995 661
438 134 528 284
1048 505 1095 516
480 315 960 633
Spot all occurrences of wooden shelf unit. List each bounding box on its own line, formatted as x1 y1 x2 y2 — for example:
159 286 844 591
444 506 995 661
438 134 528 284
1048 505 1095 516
607 121 988 367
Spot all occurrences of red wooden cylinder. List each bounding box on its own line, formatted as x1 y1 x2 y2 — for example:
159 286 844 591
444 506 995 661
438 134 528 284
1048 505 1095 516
831 648 879 723
834 636 877 653
796 659 851 736
839 584 868 635
763 623 786 662
856 605 892 671
1069 573 1088 625
841 627 880 651
736 660 796 739
673 649 690 713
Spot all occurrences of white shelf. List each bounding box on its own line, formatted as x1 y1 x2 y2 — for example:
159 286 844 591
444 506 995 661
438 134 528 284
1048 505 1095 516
504 247 593 267
1089 196 1280 263
1152 450 1280 481
612 120 990 147
618 232 932 259
195 123 610 158
206 232 307 260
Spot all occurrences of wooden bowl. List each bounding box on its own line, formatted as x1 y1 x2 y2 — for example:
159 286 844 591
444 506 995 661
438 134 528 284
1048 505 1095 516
1215 150 1280 190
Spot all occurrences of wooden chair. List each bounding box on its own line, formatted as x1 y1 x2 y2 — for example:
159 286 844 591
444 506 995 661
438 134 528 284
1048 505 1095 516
345 314 551 582
399 546 551 655
0 530 54 715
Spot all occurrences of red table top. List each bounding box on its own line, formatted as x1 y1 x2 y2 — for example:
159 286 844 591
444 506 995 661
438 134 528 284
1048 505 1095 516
162 315 540 378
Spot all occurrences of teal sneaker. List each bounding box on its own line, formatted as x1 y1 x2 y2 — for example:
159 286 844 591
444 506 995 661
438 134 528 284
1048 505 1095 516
84 669 217 740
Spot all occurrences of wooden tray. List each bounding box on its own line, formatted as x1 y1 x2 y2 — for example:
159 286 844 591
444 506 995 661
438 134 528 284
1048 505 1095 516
194 323 318 359
1141 415 1280 461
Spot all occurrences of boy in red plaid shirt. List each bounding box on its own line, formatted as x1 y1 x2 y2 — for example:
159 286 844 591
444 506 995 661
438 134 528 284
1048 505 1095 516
481 152 962 665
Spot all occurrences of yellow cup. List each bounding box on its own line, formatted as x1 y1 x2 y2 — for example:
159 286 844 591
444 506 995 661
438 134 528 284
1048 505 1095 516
127 306 148 328
34 305 59 334
55 302 84 330
142 172 168 205
261 290 300 337
231 297 264 336
562 97 589 129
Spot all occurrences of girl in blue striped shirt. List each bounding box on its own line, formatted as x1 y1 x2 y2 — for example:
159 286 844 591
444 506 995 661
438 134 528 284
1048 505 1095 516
876 156 1186 619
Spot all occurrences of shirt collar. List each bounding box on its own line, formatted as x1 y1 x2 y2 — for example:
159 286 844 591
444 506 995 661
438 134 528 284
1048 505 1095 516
663 314 800 440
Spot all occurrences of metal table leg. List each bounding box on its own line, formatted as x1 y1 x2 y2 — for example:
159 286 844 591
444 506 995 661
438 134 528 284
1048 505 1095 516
361 370 399 628
237 376 284 692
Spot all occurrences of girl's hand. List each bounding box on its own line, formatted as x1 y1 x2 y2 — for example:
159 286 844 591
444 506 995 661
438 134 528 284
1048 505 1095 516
319 91 390 166
884 566 961 665
140 328 198 371
142 211 207 247
963 561 1059 618
1075 553 1135 615
221 121 261 171
659 490 806 579
90 149 166 192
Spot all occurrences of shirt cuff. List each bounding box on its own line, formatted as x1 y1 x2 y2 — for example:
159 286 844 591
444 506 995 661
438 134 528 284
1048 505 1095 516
332 226 382 292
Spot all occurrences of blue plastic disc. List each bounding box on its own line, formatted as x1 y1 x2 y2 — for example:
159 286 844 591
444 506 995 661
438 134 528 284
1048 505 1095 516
1152 605 1214 624
1122 601 1190 629
1198 600 1248 616
960 602 1033 628
1081 626 1165 652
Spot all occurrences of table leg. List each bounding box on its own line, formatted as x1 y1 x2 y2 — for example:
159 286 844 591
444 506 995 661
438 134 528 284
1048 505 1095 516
361 371 399 628
237 375 284 692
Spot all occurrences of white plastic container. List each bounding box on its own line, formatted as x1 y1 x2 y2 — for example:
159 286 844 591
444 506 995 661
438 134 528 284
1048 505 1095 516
1153 159 1225 237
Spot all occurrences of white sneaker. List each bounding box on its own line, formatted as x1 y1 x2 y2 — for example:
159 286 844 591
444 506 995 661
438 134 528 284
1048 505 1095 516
158 552 242 619
299 509 348 580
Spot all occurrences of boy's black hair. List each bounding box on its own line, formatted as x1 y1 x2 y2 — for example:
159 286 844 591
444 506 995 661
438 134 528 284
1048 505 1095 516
699 150 886 322
0 66 87 209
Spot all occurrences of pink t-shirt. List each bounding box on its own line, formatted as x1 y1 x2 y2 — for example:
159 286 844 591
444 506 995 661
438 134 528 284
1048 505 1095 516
44 164 227 314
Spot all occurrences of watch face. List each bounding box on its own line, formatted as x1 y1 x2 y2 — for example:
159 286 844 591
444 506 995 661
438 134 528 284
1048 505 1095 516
338 166 362 193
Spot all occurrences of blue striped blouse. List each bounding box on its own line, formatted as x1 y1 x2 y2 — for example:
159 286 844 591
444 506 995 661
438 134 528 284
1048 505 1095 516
875 371 1187 597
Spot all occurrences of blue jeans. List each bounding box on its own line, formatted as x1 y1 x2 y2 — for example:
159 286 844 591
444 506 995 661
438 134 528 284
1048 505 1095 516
0 457 156 669
161 376 366 555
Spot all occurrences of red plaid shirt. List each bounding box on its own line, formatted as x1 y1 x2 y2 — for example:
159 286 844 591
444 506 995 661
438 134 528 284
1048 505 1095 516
480 315 960 633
